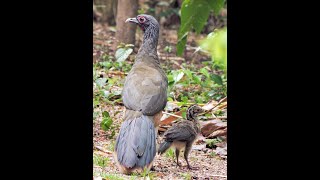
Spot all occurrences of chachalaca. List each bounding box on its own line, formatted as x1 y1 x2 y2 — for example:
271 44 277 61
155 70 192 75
158 104 203 170
114 14 168 174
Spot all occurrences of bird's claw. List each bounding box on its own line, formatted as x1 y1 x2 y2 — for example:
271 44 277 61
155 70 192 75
187 166 199 170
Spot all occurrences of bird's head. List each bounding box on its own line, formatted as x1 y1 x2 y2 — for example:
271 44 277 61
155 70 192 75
125 14 159 32
186 104 204 121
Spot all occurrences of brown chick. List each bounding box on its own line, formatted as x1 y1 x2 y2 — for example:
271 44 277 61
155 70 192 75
158 104 203 170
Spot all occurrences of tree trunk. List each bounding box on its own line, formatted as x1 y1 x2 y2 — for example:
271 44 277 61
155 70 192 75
115 0 138 47
94 0 116 25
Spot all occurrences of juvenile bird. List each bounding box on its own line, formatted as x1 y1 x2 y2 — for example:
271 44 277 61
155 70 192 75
158 104 203 170
114 14 168 174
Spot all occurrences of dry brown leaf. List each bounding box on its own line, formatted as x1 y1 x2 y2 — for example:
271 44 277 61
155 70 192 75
158 127 167 132
192 144 207 151
196 134 206 144
200 120 227 137
202 100 219 111
202 97 227 111
216 145 227 156
159 111 182 125
208 128 227 138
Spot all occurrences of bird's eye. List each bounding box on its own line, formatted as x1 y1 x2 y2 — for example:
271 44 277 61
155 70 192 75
138 16 146 23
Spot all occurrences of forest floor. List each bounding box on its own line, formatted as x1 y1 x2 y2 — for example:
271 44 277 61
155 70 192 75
93 22 227 180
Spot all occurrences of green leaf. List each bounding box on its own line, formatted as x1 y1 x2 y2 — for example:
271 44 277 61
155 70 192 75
200 28 227 70
102 111 109 118
95 78 107 88
182 111 187 119
177 0 213 55
200 67 210 78
193 75 201 84
181 96 188 103
101 111 113 131
184 69 193 80
177 33 188 56
209 0 225 16
211 74 223 85
167 74 174 83
115 48 133 62
173 71 184 83
93 100 99 107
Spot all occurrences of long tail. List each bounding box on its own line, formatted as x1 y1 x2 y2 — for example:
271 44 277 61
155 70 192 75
158 141 172 155
115 112 156 172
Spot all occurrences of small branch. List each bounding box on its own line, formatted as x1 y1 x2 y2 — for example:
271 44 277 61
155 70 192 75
211 96 227 110
206 116 227 120
162 111 183 119
211 175 227 178
94 146 113 154
169 101 206 106
107 71 127 76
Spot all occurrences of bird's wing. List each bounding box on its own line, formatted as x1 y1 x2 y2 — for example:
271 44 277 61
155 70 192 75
163 121 197 142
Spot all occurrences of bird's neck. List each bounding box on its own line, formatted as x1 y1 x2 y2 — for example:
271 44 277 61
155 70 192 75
136 27 159 62
187 113 198 122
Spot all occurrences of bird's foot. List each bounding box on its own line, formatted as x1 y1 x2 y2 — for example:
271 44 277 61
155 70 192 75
176 161 182 167
187 165 200 170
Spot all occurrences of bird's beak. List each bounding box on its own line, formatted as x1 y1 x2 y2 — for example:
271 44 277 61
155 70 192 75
125 17 139 24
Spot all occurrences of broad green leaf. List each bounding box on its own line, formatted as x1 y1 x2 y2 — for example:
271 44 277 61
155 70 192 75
211 74 223 85
101 111 113 131
177 34 188 56
173 71 184 83
193 75 201 84
177 0 218 55
167 74 174 83
200 67 210 78
181 96 188 103
184 69 193 80
209 0 225 16
200 28 227 70
115 48 133 62
102 111 110 118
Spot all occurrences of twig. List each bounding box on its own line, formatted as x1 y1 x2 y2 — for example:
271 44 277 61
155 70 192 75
211 175 227 178
162 111 183 119
206 116 227 119
169 101 206 106
211 96 227 110
94 146 113 154
107 71 127 76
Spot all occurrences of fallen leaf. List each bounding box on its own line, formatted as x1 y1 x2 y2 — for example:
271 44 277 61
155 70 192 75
216 145 227 156
192 144 206 151
208 128 227 138
196 134 206 144
160 111 182 125
200 120 227 137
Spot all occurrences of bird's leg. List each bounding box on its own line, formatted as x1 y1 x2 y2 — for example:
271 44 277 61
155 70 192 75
184 143 199 170
175 148 182 167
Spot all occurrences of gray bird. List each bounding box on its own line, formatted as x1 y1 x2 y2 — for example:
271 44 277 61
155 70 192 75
114 14 168 174
158 104 203 170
